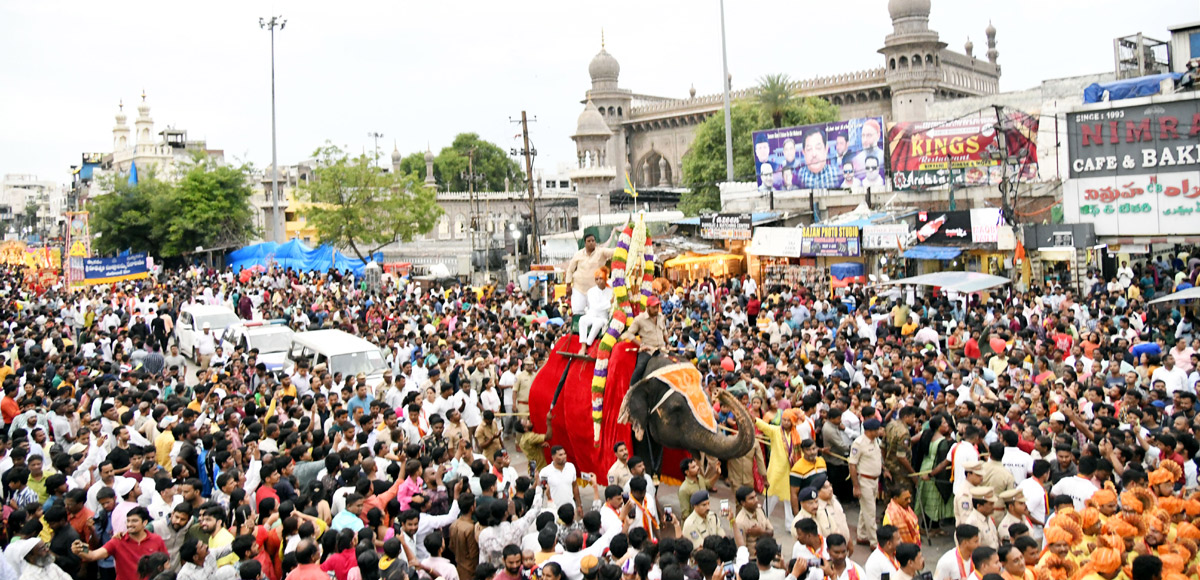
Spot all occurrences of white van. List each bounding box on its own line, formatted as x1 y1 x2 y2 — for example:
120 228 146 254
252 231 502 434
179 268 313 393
287 329 388 387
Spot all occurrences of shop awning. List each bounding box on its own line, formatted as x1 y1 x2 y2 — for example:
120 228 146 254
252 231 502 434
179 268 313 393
880 272 1011 294
902 246 962 260
1148 286 1200 305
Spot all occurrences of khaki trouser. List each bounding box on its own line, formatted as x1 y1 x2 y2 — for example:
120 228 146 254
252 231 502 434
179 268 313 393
857 474 879 545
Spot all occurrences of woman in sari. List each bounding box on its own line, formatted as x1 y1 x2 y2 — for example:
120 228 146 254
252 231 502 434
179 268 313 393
913 414 954 534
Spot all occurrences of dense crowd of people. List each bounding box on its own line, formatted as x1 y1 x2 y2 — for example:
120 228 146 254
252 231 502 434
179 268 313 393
0 251 1199 580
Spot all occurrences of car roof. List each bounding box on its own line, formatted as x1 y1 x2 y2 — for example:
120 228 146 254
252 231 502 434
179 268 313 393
235 325 293 336
291 330 381 356
181 305 237 316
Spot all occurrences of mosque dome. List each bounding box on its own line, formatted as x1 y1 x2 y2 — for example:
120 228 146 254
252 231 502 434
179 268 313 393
888 0 931 20
589 48 620 84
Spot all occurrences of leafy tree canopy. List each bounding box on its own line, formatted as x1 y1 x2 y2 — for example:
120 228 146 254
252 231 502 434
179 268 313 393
90 155 257 257
679 96 838 215
300 143 442 262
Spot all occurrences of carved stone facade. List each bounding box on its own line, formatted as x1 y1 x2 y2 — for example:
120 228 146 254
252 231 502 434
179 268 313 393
570 0 1003 202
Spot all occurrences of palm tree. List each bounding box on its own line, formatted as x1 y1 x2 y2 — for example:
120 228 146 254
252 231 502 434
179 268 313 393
757 74 793 128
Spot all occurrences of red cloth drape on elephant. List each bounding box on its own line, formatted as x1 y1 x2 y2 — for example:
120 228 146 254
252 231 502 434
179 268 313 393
527 334 689 482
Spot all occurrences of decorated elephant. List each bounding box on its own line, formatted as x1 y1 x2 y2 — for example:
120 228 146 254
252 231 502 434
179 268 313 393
526 333 755 480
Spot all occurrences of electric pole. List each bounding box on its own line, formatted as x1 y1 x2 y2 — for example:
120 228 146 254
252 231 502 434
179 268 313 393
511 112 539 263
461 148 486 282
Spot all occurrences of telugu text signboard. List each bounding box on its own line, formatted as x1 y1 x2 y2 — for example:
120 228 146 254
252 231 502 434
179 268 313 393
700 213 753 240
799 226 860 257
1063 98 1200 236
887 112 1039 190
754 118 886 191
82 253 150 285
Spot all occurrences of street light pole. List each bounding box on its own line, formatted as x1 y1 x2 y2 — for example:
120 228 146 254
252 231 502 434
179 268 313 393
367 132 384 168
719 0 734 181
260 15 286 243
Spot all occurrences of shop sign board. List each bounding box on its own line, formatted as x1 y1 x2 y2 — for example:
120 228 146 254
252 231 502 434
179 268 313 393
914 209 1004 245
862 224 910 249
1063 97 1200 235
700 213 753 240
799 226 861 257
887 112 1039 190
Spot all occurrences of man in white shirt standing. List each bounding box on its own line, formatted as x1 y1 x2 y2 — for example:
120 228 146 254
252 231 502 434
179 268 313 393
863 525 900 580
1015 460 1050 542
999 431 1033 484
951 427 983 494
1153 354 1190 396
1049 455 1099 511
539 446 582 516
196 322 216 369
933 524 980 580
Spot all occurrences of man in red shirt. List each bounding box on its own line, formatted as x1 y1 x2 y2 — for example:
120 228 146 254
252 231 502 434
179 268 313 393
72 506 167 580
255 462 281 510
288 540 328 580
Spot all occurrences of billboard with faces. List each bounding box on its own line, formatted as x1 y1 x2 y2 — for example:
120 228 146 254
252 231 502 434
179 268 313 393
753 117 886 191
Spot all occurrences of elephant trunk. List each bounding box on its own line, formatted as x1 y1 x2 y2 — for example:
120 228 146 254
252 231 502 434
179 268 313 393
690 389 756 460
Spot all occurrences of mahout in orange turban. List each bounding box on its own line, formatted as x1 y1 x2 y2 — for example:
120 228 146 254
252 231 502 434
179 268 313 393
1090 489 1118 508
1044 526 1074 546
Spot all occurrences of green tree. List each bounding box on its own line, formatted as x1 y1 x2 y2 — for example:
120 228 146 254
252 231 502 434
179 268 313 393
757 73 793 129
300 143 442 262
158 155 258 257
397 152 430 182
678 97 838 215
433 133 523 192
90 168 172 255
90 156 258 257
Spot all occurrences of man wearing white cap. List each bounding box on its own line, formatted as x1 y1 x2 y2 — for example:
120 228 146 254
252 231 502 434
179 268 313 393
196 322 216 369
110 477 141 534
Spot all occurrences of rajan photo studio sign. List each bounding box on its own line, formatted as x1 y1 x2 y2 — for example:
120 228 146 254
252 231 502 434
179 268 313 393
1063 97 1200 236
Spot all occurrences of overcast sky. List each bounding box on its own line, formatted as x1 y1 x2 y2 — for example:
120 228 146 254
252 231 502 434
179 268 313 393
0 0 1194 187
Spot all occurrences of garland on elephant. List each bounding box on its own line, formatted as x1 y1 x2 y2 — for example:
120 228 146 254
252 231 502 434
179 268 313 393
590 218 654 444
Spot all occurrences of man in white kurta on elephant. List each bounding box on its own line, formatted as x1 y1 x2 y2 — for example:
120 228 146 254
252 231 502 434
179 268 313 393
565 233 615 315
579 268 613 351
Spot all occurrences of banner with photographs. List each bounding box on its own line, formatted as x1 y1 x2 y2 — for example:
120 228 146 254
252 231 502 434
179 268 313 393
754 117 886 191
700 213 753 240
862 224 910 249
887 112 1039 190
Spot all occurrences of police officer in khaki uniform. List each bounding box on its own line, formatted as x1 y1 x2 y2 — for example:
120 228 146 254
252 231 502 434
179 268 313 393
996 488 1029 543
849 418 884 547
954 460 986 525
963 485 1000 549
681 490 725 544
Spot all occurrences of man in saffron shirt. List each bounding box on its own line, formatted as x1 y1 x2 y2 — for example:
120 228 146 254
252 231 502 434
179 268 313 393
72 506 167 580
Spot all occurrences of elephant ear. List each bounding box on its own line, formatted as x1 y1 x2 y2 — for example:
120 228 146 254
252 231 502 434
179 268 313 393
619 378 655 441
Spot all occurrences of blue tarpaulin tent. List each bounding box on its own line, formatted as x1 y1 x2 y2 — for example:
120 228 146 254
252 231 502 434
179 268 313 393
1083 73 1183 103
226 240 380 276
